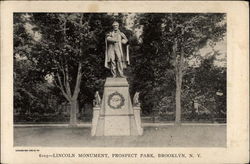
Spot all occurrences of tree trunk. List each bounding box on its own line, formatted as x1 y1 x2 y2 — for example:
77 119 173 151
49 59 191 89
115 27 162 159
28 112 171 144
69 100 78 126
173 41 182 125
174 27 185 125
175 52 184 125
175 72 182 124
69 62 82 127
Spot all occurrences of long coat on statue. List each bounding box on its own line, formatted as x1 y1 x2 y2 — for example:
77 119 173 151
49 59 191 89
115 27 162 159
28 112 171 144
105 30 130 69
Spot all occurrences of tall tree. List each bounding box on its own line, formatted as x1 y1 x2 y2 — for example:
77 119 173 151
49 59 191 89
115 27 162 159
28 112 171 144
136 13 226 123
160 13 226 124
132 13 175 115
28 13 98 126
24 13 130 125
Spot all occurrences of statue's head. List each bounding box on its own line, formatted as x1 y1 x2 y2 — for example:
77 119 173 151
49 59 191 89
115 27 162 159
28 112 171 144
112 21 119 31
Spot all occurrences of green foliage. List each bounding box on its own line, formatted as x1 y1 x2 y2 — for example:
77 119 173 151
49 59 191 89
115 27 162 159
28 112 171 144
14 58 59 114
182 52 226 116
130 14 175 115
14 13 134 116
132 13 226 119
14 13 57 114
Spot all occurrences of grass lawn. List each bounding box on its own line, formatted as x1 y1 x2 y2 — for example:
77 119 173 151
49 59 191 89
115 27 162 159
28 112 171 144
14 125 226 147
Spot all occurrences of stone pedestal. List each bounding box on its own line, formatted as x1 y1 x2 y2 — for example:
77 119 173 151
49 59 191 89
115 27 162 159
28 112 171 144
91 78 143 136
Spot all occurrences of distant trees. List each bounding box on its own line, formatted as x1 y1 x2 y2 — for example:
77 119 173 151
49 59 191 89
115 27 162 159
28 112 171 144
133 13 226 123
131 14 175 116
182 52 226 119
14 14 53 115
168 13 226 124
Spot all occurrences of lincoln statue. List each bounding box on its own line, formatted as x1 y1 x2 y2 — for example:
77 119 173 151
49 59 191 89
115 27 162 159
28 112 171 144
92 22 143 137
105 21 130 78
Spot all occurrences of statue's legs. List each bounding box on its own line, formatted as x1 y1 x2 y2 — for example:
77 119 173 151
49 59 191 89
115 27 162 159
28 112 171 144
110 60 117 78
116 60 124 77
109 49 117 77
114 46 124 77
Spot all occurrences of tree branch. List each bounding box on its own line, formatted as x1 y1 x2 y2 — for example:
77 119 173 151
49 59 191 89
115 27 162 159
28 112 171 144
56 62 67 92
72 62 82 100
55 72 71 102
65 64 72 96
71 14 84 100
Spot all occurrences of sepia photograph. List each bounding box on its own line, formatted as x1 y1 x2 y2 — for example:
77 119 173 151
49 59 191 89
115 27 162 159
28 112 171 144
13 12 227 147
1 1 249 164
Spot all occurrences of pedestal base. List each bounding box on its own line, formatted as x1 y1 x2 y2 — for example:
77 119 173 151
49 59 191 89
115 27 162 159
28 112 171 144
91 78 143 136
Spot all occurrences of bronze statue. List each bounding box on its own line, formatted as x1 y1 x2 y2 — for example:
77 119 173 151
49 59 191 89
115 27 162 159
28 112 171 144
105 21 129 78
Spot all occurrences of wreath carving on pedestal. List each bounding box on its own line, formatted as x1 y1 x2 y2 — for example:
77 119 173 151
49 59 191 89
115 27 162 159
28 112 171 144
107 91 125 109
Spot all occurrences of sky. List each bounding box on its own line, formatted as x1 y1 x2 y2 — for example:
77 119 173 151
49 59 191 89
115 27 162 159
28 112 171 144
199 38 226 67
